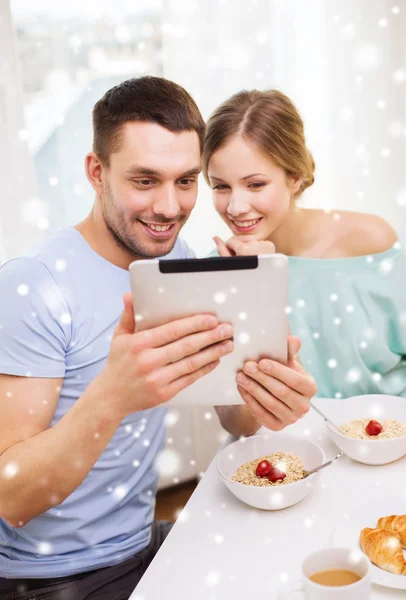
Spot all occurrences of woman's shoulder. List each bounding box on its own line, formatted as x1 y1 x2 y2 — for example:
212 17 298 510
316 210 398 257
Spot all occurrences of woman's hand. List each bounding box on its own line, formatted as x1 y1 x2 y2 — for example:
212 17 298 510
235 336 317 431
213 236 275 257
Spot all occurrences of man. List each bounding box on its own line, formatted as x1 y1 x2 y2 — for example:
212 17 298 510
0 76 316 599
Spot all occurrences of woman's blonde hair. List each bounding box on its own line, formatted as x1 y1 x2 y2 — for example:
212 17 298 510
202 89 315 196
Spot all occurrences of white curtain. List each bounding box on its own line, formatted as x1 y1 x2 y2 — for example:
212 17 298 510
0 1 41 262
162 0 406 255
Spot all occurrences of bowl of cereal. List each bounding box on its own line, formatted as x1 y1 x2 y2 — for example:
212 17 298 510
216 432 325 510
323 394 406 465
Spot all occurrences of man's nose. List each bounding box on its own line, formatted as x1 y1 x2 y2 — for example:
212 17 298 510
152 184 181 220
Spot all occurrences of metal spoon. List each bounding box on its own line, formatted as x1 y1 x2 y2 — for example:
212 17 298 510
303 451 343 478
310 402 344 436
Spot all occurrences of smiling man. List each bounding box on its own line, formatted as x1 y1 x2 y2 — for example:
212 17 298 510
0 76 315 600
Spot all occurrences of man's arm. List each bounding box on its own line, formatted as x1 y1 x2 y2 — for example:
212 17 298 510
0 373 122 526
0 296 234 526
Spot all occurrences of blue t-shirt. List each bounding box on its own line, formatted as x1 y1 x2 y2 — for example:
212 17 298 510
0 227 194 578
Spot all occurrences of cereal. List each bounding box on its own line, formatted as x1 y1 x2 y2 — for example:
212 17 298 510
340 419 406 440
232 452 305 487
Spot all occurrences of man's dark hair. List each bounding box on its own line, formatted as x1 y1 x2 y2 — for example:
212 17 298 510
92 76 206 164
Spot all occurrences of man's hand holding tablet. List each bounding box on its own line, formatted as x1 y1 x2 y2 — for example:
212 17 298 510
100 292 234 420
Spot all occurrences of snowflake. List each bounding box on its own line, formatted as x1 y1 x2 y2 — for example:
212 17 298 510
48 176 59 186
346 304 354 313
377 99 386 109
395 190 406 207
3 462 19 479
55 259 67 271
143 439 150 447
37 542 52 555
340 107 354 121
133 459 140 468
238 312 247 321
205 571 221 587
156 448 181 477
214 534 224 544
378 18 388 27
284 306 292 314
334 318 341 325
328 359 337 369
346 368 361 383
213 291 227 304
330 293 338 302
354 44 382 70
296 299 306 308
124 424 133 433
175 508 190 523
379 259 394 274
393 68 406 83
204 412 213 420
372 373 382 382
17 284 29 296
280 572 290 583
73 184 84 195
237 332 250 344
392 5 400 14
313 332 320 339
60 313 72 325
359 341 368 349
113 485 128 501
268 491 284 507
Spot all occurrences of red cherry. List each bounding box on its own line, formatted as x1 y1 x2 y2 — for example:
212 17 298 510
267 467 287 483
365 420 383 436
255 460 273 477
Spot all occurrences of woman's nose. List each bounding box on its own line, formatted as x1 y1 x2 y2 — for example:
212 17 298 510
226 192 252 217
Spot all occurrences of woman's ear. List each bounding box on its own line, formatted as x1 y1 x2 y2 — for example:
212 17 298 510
288 175 303 195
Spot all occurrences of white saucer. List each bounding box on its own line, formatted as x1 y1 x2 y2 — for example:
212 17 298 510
331 490 406 590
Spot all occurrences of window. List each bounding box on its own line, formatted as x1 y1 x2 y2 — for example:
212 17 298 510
10 0 163 231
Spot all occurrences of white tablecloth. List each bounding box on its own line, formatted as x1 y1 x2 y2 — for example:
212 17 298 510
131 400 406 599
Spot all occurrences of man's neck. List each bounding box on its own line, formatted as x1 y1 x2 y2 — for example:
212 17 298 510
75 205 136 271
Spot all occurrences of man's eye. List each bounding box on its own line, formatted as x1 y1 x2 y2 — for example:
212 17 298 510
179 178 195 185
138 179 154 186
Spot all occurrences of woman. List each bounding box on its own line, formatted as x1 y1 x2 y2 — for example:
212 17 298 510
204 89 406 400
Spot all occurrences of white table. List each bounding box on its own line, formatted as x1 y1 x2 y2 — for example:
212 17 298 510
131 400 406 599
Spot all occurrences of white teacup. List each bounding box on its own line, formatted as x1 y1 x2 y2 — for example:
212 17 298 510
278 547 371 599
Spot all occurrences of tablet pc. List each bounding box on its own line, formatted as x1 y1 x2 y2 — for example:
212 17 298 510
129 254 289 407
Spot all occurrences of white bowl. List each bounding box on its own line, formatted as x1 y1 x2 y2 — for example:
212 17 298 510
324 394 406 465
216 432 325 510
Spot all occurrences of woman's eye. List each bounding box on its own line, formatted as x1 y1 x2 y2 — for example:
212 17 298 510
212 184 229 191
248 182 265 189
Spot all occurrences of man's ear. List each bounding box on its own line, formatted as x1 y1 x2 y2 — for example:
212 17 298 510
85 152 105 194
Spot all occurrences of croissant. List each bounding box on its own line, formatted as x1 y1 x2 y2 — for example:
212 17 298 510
377 515 406 549
360 527 405 575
